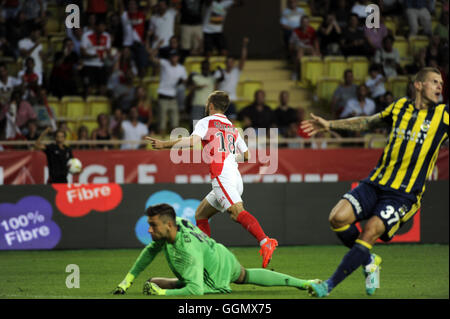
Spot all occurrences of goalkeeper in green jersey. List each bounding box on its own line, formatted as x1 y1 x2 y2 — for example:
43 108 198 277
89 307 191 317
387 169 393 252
113 203 316 296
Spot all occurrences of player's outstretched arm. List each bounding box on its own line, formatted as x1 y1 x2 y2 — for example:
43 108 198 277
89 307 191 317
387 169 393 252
145 135 201 150
301 113 384 136
34 126 52 150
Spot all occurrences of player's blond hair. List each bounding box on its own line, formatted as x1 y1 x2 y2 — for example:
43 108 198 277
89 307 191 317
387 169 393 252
414 67 441 83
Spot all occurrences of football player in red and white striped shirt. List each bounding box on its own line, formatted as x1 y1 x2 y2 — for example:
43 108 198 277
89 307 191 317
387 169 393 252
146 91 278 268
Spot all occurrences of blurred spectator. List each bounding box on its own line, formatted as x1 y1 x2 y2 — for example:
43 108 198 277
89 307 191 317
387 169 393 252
120 0 149 77
107 13 124 49
351 0 371 20
0 62 21 105
57 121 75 141
86 0 108 22
110 69 137 112
310 0 331 17
374 35 401 78
334 0 350 29
426 34 447 66
133 86 153 129
49 37 80 98
91 113 113 150
18 57 42 94
364 16 389 51
406 80 416 100
2 0 21 20
110 108 125 140
189 59 217 121
405 48 427 75
21 0 46 31
203 0 240 56
24 119 39 145
317 13 342 55
330 69 358 118
179 0 204 56
84 13 97 33
365 64 386 110
75 125 91 150
5 10 30 53
434 10 449 43
81 19 111 95
238 90 274 132
404 0 432 37
379 0 403 16
340 84 376 119
66 27 83 56
290 15 321 80
214 37 248 112
340 14 371 57
120 106 149 150
159 36 187 64
18 28 44 79
0 90 37 136
280 0 305 57
150 49 187 134
148 1 177 49
274 91 298 138
378 91 394 112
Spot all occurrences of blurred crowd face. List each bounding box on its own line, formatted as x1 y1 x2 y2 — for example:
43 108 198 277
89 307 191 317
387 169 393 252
128 0 138 13
201 61 210 75
300 16 309 30
0 65 8 79
226 57 235 70
255 90 266 105
279 91 289 106
357 85 368 100
344 70 354 85
129 107 139 121
169 36 179 49
383 37 393 52
98 113 109 127
169 54 180 65
287 0 296 10
349 15 359 28
158 1 167 14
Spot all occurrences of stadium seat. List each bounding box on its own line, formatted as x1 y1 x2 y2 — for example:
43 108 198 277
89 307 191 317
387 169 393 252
46 18 60 34
300 56 323 86
66 121 79 137
408 36 429 56
81 120 98 135
316 77 341 102
210 56 226 71
309 16 323 30
86 96 111 117
50 36 65 53
384 17 397 35
393 36 409 59
47 96 64 117
234 99 252 112
62 96 86 119
386 76 410 98
147 80 160 101
185 61 202 74
239 80 263 101
324 56 348 79
297 1 311 16
347 56 369 82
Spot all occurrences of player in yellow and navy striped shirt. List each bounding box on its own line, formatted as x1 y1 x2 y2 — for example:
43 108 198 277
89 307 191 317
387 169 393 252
300 67 448 297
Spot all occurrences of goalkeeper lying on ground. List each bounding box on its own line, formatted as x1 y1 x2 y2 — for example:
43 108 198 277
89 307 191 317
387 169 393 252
113 203 316 296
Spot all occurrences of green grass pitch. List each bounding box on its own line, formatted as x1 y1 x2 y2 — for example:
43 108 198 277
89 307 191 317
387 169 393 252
0 245 448 299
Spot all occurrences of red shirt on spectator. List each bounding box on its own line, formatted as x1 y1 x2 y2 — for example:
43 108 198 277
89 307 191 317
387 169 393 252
128 11 146 42
87 0 107 14
293 26 316 46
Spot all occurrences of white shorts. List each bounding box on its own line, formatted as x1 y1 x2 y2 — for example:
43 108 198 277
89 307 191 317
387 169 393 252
205 169 243 212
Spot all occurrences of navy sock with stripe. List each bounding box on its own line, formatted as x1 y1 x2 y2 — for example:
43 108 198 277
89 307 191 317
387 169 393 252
332 224 360 248
325 240 372 292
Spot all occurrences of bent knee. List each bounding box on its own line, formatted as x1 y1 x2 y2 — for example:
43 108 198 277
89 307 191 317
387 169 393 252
329 200 356 229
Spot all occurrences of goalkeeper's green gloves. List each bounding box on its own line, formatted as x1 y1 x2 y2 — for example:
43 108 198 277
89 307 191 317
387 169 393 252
112 273 135 294
143 281 167 296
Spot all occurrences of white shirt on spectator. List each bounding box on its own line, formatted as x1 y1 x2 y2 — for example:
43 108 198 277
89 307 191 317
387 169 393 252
157 59 188 97
214 67 241 101
280 7 305 29
192 74 216 106
341 97 376 118
203 0 234 34
120 120 149 150
351 3 369 18
365 74 386 99
149 8 177 48
0 76 21 104
18 38 43 75
81 30 111 67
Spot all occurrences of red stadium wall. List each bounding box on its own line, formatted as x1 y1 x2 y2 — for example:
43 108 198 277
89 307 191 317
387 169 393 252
0 148 448 185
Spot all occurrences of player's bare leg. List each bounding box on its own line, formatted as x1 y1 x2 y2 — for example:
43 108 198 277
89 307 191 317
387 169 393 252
329 199 359 248
195 198 219 237
227 202 278 268
309 216 385 297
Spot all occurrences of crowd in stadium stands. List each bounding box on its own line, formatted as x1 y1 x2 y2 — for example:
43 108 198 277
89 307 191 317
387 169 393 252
0 0 449 150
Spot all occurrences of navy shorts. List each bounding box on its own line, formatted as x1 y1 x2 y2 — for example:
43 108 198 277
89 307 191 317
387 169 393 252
343 182 421 242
